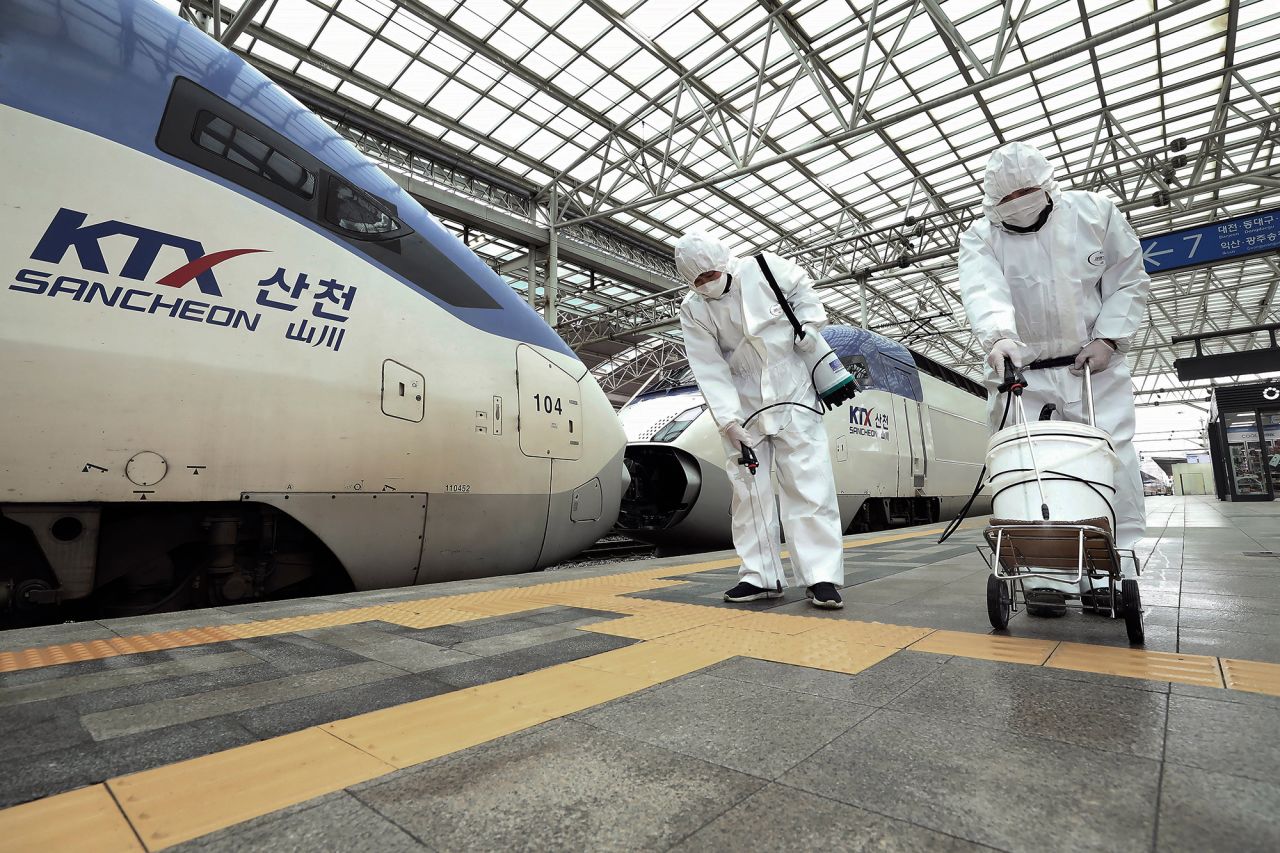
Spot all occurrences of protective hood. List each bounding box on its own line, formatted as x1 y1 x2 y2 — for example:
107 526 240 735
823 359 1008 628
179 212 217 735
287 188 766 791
982 141 1063 228
674 232 739 287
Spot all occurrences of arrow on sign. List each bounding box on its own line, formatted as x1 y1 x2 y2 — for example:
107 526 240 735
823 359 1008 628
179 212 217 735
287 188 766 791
1142 241 1174 266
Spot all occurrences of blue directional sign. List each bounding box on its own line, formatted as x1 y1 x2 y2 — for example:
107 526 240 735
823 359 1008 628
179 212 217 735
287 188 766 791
1140 208 1280 275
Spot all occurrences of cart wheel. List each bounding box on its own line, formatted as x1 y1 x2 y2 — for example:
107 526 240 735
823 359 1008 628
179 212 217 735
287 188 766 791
1122 579 1144 645
987 574 1010 630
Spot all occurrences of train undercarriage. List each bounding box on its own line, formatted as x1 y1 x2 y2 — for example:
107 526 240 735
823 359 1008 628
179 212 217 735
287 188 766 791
0 503 350 627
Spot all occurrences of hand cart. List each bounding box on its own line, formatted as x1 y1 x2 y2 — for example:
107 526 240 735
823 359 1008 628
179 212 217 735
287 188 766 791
977 363 1145 644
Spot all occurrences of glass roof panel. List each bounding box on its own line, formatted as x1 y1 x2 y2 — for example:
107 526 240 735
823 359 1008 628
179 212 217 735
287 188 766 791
310 16 371 66
265 0 330 45
335 0 388 32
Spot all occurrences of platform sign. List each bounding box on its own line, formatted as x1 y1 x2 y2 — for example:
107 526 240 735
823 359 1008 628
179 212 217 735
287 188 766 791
1140 208 1280 275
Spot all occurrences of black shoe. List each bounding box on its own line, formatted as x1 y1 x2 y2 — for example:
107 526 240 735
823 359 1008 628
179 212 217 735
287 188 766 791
723 581 783 602
806 583 844 609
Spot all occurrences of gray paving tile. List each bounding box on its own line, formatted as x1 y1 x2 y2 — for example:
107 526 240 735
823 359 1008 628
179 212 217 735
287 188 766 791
876 603 1005 634
0 699 90 763
1156 763 1280 853
780 709 1160 853
354 718 764 852
887 564 988 581
888 656 1169 759
451 618 607 657
892 586 996 609
0 620 117 653
174 791 427 852
707 651 948 708
1179 592 1280 616
214 598 352 620
0 716 258 808
397 615 565 647
839 578 945 605
230 634 372 674
1170 681 1280 710
297 624 477 673
1180 563 1280 578
579 673 873 779
1176 627 1280 664
235 672 454 739
428 633 634 689
98 609 244 634
0 650 261 707
69 661 289 715
673 783 989 852
521 606 620 626
1165 694 1280 784
1180 574 1280 600
81 661 402 740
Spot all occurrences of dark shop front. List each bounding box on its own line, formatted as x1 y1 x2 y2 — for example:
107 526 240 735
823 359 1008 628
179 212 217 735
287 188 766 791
1209 380 1280 501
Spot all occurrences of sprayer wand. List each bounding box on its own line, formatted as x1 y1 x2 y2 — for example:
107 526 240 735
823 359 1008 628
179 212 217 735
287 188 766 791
738 442 759 476
1003 357 1051 521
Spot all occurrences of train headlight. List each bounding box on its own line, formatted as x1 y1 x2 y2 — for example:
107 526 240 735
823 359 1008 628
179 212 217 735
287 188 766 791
650 404 708 442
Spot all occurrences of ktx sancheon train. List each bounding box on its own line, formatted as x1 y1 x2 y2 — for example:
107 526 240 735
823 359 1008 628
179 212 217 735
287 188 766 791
618 326 993 552
0 0 625 621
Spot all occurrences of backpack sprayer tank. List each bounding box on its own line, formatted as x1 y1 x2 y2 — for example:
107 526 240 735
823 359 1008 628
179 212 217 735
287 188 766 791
802 342 859 409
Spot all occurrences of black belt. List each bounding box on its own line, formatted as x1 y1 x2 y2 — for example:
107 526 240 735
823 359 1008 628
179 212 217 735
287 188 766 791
1025 355 1077 371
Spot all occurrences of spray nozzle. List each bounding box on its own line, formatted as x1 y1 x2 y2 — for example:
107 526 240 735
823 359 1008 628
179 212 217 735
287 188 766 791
738 442 759 476
998 357 1027 396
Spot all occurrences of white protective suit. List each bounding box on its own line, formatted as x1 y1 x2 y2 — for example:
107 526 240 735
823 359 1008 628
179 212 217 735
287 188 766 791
675 233 845 591
958 142 1151 548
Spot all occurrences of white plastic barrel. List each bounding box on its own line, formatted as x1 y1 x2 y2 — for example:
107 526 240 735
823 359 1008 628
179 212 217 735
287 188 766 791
986 421 1119 593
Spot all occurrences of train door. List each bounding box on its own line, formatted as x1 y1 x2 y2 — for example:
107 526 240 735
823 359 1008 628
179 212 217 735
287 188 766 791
900 399 927 493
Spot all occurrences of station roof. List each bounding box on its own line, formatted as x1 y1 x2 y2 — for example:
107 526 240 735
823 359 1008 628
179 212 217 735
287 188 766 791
179 0 1277 430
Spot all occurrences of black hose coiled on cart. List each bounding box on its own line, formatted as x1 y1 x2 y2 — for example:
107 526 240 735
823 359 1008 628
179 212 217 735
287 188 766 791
936 388 1014 544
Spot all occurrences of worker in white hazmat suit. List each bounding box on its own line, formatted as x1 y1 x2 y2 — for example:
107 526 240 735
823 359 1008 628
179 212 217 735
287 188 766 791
675 232 846 609
958 141 1150 574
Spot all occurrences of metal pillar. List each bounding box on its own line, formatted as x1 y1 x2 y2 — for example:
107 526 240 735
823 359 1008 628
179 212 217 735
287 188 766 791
860 277 868 328
527 247 537 308
546 187 559 326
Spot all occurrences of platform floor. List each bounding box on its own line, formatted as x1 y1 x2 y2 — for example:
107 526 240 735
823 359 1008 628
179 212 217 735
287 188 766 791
1 495 1278 852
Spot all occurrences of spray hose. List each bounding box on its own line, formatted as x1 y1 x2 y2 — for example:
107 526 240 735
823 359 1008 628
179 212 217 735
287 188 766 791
937 385 1013 544
741 344 855 430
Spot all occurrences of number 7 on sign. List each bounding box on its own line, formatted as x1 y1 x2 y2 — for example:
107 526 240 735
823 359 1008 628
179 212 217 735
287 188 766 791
1183 233 1202 256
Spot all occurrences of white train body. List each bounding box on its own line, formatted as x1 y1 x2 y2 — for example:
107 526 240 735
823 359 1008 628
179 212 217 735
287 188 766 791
618 326 991 551
0 0 624 619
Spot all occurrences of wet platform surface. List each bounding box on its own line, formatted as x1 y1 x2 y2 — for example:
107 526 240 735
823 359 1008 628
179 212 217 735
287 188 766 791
1 496 1278 852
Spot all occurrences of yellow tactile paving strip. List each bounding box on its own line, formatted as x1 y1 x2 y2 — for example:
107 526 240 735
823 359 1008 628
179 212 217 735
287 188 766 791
909 630 1059 666
1220 658 1280 696
1046 642 1224 688
108 728 392 850
5 517 1280 850
0 784 143 853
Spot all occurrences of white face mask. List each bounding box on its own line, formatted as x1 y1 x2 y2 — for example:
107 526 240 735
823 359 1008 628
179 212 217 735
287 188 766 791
996 191 1047 228
692 272 730 299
